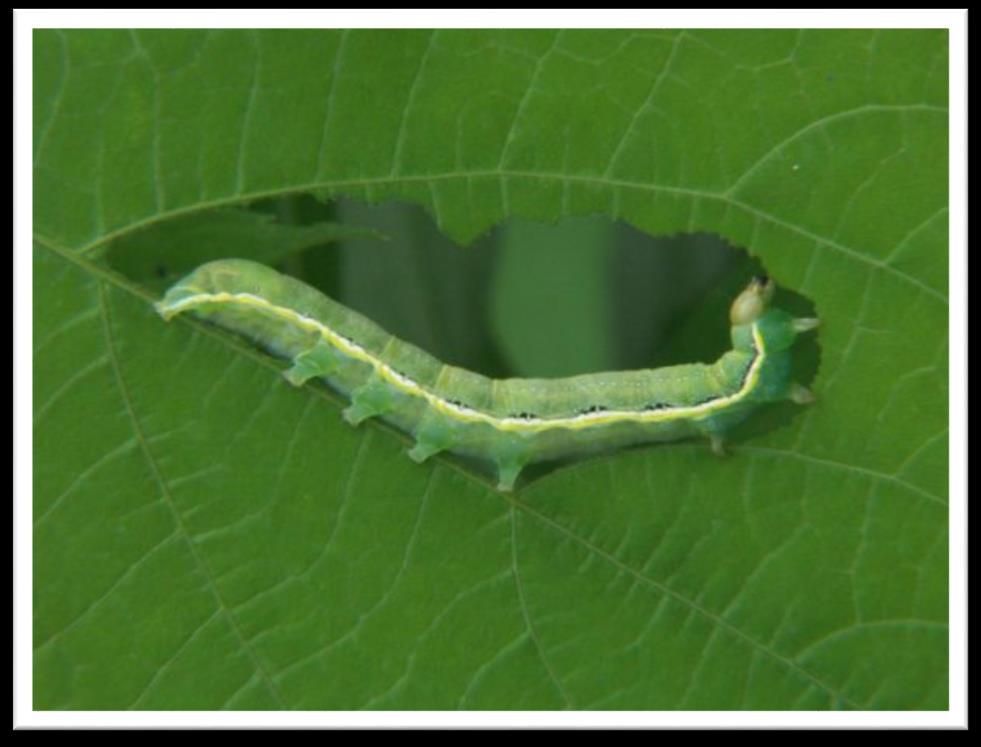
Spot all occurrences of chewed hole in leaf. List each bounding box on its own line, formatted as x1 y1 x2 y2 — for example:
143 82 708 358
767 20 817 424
108 194 820 394
284 198 819 382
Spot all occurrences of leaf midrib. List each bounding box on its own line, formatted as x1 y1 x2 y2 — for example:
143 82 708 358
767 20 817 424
64 151 948 305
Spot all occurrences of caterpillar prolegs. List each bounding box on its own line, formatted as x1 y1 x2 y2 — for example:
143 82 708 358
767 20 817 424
156 260 819 491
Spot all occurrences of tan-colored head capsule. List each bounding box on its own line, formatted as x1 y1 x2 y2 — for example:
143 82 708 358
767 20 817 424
729 275 775 325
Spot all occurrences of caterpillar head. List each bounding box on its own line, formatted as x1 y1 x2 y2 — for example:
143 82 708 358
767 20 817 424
729 275 775 326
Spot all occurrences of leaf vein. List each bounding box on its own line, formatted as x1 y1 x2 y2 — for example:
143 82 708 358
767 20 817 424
510 506 573 708
96 281 287 707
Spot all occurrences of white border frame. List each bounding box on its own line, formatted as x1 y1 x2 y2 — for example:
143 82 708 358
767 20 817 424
14 8 967 729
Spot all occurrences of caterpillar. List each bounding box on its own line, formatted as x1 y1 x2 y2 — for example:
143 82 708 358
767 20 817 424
155 259 819 491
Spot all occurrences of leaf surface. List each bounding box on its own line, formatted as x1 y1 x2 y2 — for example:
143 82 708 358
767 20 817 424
33 28 948 709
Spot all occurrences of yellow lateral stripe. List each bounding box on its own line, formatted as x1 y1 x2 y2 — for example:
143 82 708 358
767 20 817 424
162 292 766 433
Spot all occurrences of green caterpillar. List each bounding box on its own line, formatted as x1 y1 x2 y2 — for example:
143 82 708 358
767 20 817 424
156 260 819 491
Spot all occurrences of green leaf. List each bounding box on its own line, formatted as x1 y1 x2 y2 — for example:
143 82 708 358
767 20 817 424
34 29 947 710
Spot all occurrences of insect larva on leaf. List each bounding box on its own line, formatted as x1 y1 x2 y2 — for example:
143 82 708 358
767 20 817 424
156 262 819 492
